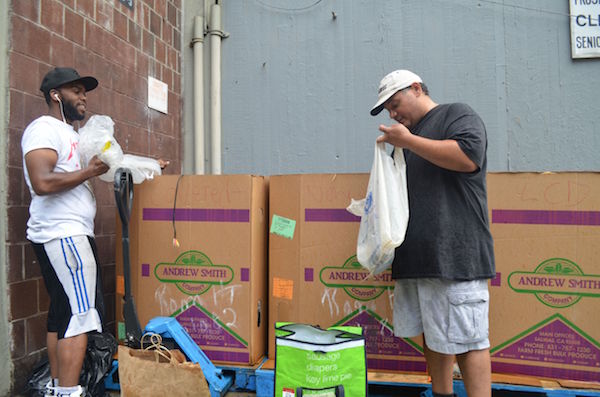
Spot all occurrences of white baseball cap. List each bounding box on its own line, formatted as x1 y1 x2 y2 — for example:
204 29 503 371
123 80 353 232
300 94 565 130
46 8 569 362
370 69 422 116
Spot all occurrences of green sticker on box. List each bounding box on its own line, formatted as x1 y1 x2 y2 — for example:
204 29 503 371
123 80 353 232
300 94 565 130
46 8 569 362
118 322 126 340
270 214 296 240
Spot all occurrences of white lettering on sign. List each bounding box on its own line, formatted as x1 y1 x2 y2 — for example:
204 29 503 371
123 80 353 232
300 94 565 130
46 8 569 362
570 0 600 58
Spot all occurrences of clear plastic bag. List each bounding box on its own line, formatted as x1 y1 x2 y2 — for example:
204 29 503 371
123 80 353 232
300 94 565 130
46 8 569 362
347 142 409 275
78 115 123 166
114 154 162 184
78 115 161 184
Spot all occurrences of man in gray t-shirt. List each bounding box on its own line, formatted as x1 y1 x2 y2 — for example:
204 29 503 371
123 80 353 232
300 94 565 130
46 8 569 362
371 70 495 397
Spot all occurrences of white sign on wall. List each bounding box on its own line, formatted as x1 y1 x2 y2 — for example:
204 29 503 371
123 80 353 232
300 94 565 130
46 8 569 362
570 0 600 58
148 76 168 114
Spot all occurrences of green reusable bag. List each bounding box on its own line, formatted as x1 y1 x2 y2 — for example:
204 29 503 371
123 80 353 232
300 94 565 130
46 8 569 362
274 322 367 397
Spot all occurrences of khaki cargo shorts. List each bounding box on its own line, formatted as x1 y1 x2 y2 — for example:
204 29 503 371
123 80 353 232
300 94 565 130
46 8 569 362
393 278 490 355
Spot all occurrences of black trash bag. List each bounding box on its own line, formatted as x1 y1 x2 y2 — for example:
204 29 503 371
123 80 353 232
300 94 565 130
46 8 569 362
81 332 118 397
24 356 51 397
24 332 118 397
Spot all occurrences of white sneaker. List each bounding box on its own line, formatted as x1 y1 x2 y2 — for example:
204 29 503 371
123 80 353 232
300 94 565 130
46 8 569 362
43 380 56 397
56 385 85 397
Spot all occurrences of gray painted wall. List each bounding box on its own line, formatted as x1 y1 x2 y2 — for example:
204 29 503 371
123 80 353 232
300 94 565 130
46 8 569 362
216 0 599 175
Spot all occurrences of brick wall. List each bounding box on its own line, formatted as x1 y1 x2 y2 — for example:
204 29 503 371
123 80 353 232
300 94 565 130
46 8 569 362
6 0 182 392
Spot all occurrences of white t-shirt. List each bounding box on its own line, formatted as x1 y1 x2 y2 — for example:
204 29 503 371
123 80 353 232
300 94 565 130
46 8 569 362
21 115 96 243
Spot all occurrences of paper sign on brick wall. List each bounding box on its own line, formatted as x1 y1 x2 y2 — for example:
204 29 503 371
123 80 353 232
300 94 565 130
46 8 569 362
148 76 168 114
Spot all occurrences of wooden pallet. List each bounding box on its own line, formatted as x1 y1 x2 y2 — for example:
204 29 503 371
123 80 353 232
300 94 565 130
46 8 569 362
105 357 600 397
255 359 600 397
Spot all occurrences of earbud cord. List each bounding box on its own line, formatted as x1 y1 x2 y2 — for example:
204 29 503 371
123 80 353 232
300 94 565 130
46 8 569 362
57 98 67 124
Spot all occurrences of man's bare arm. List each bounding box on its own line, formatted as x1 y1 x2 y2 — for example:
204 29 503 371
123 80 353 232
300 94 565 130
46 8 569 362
25 148 109 195
377 123 477 173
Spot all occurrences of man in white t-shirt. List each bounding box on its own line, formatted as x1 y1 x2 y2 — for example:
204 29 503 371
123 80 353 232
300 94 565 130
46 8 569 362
22 67 110 397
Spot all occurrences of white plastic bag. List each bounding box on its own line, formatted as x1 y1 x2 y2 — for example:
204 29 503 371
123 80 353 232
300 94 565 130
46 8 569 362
78 115 123 166
347 142 409 275
78 115 162 184
115 154 162 184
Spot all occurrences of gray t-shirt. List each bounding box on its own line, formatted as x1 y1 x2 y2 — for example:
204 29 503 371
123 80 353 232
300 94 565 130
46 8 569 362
392 103 495 281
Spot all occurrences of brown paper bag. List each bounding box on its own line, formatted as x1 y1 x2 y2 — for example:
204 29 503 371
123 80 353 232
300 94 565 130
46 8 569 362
118 345 210 397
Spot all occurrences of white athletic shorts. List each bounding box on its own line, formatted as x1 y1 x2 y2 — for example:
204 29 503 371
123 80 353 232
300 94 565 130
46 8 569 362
393 278 490 355
34 235 103 339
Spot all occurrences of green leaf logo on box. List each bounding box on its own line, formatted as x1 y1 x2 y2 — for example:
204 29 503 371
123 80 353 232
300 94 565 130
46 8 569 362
508 258 600 308
155 250 234 295
319 255 393 301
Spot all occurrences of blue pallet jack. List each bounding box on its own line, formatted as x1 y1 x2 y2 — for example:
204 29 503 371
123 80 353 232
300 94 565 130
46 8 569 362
112 168 234 396
144 317 234 396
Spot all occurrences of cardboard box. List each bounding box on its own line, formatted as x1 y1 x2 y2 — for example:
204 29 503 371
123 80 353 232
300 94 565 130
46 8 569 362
116 174 268 366
488 172 600 382
268 173 426 373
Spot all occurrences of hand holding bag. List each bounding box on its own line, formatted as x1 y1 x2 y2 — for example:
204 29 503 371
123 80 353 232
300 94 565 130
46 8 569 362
347 142 409 275
78 115 162 184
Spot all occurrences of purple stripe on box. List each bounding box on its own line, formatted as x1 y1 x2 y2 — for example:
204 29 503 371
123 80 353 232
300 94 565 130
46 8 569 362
205 350 249 364
492 209 600 226
490 272 501 287
304 268 314 282
143 208 250 222
491 361 596 382
141 263 150 277
305 208 361 222
241 268 250 282
367 358 427 373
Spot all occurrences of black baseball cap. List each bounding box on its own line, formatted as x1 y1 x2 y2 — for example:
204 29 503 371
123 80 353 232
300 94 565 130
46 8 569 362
40 67 98 95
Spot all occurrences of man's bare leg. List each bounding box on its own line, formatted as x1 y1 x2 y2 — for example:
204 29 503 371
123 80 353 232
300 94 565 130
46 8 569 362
57 333 87 387
47 332 59 380
456 348 491 397
423 341 455 395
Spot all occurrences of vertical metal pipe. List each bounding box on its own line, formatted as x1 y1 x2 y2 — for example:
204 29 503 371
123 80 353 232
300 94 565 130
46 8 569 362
209 2 222 174
193 13 205 174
